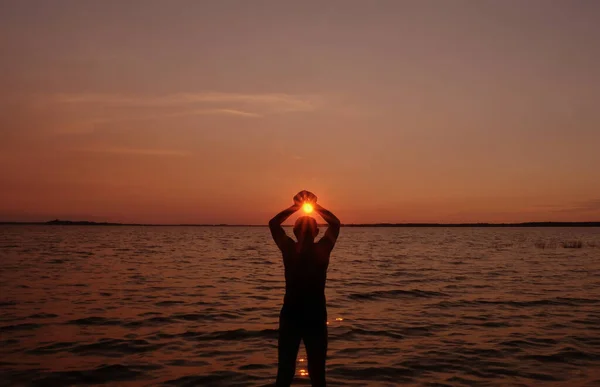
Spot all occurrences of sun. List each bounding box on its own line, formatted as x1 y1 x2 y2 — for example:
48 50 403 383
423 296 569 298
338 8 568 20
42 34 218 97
302 203 314 214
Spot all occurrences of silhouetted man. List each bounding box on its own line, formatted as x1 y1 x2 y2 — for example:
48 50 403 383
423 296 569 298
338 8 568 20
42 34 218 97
269 190 340 387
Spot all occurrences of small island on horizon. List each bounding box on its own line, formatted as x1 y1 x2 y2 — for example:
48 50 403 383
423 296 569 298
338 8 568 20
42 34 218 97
0 219 599 227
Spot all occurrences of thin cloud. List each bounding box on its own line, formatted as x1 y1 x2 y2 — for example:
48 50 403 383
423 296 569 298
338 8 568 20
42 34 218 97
51 92 318 113
570 199 600 213
75 147 191 157
92 107 261 122
549 199 600 213
182 108 261 118
39 91 317 134
52 108 260 135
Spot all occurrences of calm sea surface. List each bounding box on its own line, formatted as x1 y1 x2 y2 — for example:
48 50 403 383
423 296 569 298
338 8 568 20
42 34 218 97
1 226 600 386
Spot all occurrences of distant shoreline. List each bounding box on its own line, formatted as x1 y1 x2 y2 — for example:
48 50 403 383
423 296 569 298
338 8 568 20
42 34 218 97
0 220 599 227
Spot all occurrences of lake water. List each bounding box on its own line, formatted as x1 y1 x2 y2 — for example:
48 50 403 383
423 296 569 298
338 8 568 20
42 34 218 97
1 226 600 386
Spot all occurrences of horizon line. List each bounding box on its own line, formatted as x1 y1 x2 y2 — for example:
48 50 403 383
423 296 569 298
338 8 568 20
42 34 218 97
1 219 600 227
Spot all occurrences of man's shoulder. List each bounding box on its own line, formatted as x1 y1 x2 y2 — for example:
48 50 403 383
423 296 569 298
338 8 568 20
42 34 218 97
317 237 335 252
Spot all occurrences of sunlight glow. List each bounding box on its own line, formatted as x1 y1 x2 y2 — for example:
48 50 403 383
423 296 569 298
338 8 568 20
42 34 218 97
302 203 314 213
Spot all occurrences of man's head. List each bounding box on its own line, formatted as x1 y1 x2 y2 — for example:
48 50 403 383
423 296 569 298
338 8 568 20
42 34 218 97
293 216 319 241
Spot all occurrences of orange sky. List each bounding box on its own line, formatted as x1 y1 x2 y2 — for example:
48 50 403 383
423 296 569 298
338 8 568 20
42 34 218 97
1 1 599 224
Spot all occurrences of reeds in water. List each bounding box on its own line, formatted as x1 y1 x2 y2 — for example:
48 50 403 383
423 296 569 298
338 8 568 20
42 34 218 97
534 240 585 249
561 240 583 249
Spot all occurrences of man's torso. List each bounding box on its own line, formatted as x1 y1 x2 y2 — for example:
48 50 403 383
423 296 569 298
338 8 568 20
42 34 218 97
281 241 330 316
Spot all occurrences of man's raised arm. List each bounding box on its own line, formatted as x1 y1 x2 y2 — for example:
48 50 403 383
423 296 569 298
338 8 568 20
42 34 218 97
269 204 299 251
315 203 340 251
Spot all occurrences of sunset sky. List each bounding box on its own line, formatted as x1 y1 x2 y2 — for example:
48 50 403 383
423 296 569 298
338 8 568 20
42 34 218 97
1 1 599 224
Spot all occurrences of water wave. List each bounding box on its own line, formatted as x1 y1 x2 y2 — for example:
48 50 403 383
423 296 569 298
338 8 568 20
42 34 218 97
1 226 600 386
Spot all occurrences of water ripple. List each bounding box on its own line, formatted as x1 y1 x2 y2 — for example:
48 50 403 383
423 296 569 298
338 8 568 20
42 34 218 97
1 225 600 386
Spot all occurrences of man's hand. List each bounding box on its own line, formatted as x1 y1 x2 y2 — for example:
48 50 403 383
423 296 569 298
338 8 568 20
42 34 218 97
293 192 303 206
293 190 318 206
304 191 317 203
